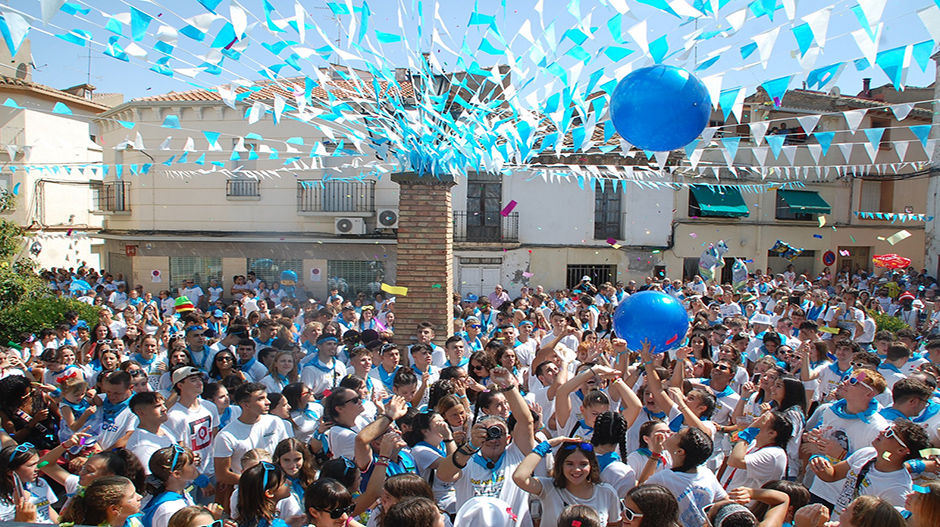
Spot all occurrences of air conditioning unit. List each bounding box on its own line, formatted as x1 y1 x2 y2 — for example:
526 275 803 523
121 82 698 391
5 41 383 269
376 208 399 229
335 217 366 235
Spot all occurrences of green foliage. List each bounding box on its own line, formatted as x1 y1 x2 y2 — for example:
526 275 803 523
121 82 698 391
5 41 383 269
0 297 99 344
868 309 909 334
0 189 14 213
0 219 44 311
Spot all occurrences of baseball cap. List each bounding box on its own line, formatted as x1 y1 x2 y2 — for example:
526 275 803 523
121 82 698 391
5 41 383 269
212 309 224 318
581 275 591 281
900 291 916 301
171 366 203 385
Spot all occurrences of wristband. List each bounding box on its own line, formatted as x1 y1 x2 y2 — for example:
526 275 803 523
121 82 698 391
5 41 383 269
451 451 468 469
377 455 391 463
194 474 210 488
443 438 455 443
651 453 667 465
459 394 468 399
907 459 927 474
532 441 552 458
808 454 827 464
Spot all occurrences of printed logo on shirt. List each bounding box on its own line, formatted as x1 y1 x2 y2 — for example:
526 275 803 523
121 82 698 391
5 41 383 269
470 473 506 498
188 415 212 451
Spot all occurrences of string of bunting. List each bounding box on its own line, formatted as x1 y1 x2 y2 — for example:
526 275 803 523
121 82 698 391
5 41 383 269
853 211 934 222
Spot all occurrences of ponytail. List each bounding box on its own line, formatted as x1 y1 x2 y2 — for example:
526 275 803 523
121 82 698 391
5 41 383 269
59 476 133 526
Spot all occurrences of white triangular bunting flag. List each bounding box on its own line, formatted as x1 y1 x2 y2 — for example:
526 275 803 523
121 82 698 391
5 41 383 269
750 121 769 145
796 115 820 135
134 132 145 150
895 140 909 162
838 142 854 162
752 27 781 69
183 137 195 152
689 149 704 169
752 146 769 166
653 151 669 167
843 109 867 134
701 127 718 145
159 136 172 150
863 141 878 162
803 7 833 50
890 103 914 121
807 144 822 163
782 145 798 165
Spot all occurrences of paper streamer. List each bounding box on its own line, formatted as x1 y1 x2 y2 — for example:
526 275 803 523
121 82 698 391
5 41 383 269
501 200 518 217
886 230 912 245
380 283 408 296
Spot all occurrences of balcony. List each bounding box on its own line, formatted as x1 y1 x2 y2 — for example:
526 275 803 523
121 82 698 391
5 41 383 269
297 180 375 216
226 179 261 200
454 211 519 243
93 181 130 213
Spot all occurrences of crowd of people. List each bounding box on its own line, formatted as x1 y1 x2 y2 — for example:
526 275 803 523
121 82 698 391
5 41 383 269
2 262 940 527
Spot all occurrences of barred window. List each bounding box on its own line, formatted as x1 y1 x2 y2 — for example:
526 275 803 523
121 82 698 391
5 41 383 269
169 257 223 290
327 260 386 298
247 258 304 286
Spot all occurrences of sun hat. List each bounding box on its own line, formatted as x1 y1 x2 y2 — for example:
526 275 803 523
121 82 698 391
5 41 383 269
174 296 195 312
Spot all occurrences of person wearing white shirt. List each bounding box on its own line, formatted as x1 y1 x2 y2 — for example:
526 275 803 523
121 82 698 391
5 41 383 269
301 336 347 397
179 279 205 308
92 371 139 450
721 411 791 491
214 382 290 485
539 312 580 352
165 367 219 486
126 391 177 474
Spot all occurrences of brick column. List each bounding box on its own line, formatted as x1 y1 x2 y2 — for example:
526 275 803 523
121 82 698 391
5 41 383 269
391 172 456 345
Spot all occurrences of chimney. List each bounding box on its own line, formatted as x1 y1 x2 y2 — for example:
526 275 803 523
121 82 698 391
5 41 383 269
862 78 871 97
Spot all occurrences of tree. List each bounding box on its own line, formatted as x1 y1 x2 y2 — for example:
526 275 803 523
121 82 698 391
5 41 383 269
0 219 44 311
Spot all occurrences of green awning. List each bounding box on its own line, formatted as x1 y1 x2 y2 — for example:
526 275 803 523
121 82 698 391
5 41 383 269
778 190 832 214
689 185 749 217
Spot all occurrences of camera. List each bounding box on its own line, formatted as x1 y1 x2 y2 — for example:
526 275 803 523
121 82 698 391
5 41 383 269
486 425 505 440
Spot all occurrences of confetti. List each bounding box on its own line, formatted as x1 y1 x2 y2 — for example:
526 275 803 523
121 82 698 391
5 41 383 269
813 234 822 238
652 250 660 254
381 283 408 296
690 233 698 238
886 230 912 245
522 272 534 278
607 238 618 245
849 236 857 243
431 284 442 289
612 244 622 249
877 237 885 241
500 200 518 217
818 216 827 228
839 250 851 256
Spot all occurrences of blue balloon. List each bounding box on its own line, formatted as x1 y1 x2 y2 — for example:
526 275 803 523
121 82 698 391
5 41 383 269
612 291 690 353
609 65 711 152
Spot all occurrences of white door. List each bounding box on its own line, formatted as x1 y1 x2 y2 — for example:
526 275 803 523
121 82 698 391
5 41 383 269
459 266 501 298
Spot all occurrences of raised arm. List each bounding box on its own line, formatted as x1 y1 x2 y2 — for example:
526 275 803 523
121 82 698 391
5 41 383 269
354 395 407 471
492 367 536 454
640 343 676 416
512 436 569 495
40 432 89 486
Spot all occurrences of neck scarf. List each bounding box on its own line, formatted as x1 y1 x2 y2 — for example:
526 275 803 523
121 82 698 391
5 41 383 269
308 356 336 373
703 379 734 398
879 363 903 374
376 365 398 390
100 396 129 424
596 451 621 472
417 440 446 457
830 398 879 424
828 362 851 378
644 407 667 420
914 400 940 424
239 357 257 373
878 407 909 422
61 397 90 416
471 450 506 473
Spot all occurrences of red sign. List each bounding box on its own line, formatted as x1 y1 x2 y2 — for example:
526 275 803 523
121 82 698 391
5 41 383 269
822 250 836 266
125 245 137 257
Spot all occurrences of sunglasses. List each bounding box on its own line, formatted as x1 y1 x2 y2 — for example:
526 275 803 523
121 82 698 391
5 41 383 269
323 503 355 519
216 356 234 362
620 500 644 522
846 375 876 393
128 370 145 377
715 364 732 372
341 396 362 406
884 427 908 449
260 461 277 489
472 364 486 371
198 521 224 527
169 444 186 471
97 339 112 344
562 441 594 452
9 442 34 461
469 324 482 329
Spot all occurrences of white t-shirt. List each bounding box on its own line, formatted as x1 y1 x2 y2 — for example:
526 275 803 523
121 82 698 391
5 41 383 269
166 400 219 477
600 459 636 498
94 396 139 450
454 443 531 527
327 425 359 461
832 447 912 520
127 427 177 474
647 467 728 527
808 409 888 505
412 443 457 513
301 360 348 396
539 332 580 352
721 443 787 491
214 414 290 475
536 477 620 527
0 477 57 523
148 491 195 527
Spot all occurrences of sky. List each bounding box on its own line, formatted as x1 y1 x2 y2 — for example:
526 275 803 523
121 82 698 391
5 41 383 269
17 0 938 105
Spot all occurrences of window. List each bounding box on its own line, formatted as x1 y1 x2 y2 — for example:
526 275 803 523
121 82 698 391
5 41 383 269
297 180 375 213
226 178 260 197
767 250 817 276
594 180 622 239
566 264 616 290
94 181 130 212
327 260 386 297
870 119 891 150
248 258 304 288
466 172 503 242
775 190 831 221
169 257 223 291
859 179 893 213
688 185 749 218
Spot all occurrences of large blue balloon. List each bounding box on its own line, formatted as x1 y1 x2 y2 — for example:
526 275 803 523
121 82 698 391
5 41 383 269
612 291 690 353
609 65 711 152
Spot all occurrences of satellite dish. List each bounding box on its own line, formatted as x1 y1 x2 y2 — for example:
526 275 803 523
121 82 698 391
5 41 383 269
829 87 841 96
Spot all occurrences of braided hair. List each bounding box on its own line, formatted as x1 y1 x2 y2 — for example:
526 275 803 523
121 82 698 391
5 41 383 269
591 411 628 459
671 427 713 473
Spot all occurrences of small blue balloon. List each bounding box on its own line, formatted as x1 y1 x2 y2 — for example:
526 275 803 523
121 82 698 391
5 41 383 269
612 291 690 353
609 65 711 152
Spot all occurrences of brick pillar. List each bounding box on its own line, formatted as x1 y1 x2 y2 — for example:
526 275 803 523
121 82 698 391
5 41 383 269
391 172 456 346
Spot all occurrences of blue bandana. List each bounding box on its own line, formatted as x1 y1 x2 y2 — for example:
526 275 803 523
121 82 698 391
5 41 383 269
100 396 129 424
830 398 879 424
878 407 910 422
597 451 621 472
471 450 506 473
644 408 667 420
376 364 399 391
417 440 446 457
914 400 940 424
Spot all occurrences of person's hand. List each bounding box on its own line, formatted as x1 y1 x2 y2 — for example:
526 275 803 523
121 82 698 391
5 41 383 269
156 361 167 372
815 436 844 459
202 482 216 497
590 365 622 380
611 338 628 354
317 417 334 434
206 502 224 519
649 429 670 454
548 436 574 447
32 408 49 422
794 503 830 527
64 430 92 450
13 496 37 522
741 381 758 397
809 456 834 476
675 346 691 362
385 395 407 420
422 371 431 386
727 487 753 504
666 386 685 404
490 366 514 390
380 431 406 457
431 418 452 441
759 402 773 414
468 423 488 449
528 401 543 423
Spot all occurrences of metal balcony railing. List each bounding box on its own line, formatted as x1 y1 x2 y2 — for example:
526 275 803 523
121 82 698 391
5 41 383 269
94 181 130 212
296 180 375 213
226 179 260 197
454 211 519 243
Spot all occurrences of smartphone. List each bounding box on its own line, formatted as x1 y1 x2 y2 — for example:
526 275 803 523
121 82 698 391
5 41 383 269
751 373 761 384
788 296 801 305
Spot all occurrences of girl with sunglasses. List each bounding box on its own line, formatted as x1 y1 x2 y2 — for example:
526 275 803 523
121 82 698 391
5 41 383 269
323 387 366 461
513 438 622 527
208 350 243 382
282 383 321 443
234 461 291 527
0 443 58 523
168 505 229 527
58 475 143 527
140 445 199 527
305 478 363 527
621 484 679 527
